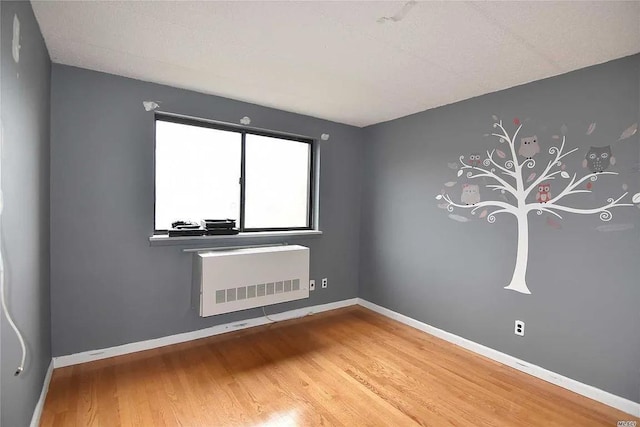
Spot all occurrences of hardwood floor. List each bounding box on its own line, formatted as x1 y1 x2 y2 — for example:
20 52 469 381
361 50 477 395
41 306 638 426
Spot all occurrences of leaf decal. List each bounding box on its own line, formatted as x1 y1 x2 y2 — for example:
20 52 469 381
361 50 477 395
448 214 470 223
596 223 634 232
561 164 566 170
479 209 488 219
526 172 536 183
622 183 628 191
560 171 570 179
447 162 459 170
435 194 443 200
496 150 506 159
552 135 560 140
492 114 498 121
457 169 464 177
632 193 640 204
619 123 638 140
546 217 562 230
437 203 449 209
586 122 596 135
561 124 568 135
444 181 457 187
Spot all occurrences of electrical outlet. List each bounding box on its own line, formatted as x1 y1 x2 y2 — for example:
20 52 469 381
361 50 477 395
309 280 316 291
321 278 328 288
514 320 525 336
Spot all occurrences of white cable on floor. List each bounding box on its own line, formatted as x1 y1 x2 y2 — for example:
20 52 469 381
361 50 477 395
262 306 278 323
262 306 313 324
0 132 27 376
0 251 25 375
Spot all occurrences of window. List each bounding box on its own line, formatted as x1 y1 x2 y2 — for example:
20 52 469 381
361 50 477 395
154 115 314 233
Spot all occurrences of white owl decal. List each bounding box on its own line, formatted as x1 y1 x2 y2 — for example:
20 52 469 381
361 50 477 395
461 184 480 205
518 135 540 159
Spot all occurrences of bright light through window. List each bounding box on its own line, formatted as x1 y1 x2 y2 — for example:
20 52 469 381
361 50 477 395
154 117 313 233
155 121 241 230
245 134 311 229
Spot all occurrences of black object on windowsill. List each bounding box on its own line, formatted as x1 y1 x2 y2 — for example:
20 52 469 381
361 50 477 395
171 220 201 229
169 220 205 237
204 228 239 236
168 228 205 237
201 219 239 235
201 219 236 229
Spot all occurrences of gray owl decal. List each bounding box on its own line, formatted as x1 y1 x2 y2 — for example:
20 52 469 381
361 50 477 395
469 153 482 167
582 145 616 173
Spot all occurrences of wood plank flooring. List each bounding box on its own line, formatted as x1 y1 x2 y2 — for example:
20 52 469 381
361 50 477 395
40 306 639 426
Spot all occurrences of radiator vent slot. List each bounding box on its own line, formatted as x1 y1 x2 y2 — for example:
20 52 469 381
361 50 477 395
214 279 300 304
194 245 309 317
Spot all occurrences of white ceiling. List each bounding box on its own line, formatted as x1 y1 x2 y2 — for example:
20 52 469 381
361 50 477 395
32 1 640 127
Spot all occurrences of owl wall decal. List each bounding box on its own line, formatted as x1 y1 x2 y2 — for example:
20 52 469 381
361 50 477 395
536 183 551 203
461 184 480 205
582 145 616 173
469 153 482 167
518 135 540 159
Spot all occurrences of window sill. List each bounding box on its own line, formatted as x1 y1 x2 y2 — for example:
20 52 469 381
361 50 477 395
149 230 323 246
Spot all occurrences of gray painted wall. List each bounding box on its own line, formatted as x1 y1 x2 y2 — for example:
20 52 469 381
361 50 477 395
50 65 363 357
360 54 640 403
0 1 52 425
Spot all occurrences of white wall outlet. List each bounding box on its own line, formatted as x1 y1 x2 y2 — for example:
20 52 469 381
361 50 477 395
321 278 328 288
515 320 525 336
309 280 316 291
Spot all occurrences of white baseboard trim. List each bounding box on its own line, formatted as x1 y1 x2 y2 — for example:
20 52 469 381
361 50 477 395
53 298 358 369
30 359 53 427
356 298 640 417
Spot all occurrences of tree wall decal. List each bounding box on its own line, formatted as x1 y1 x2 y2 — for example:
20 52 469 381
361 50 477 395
435 119 634 295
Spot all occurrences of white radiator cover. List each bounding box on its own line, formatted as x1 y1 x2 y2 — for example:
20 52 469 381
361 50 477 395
194 245 310 317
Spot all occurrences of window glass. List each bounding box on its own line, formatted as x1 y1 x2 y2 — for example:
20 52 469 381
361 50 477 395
155 121 241 230
244 134 311 229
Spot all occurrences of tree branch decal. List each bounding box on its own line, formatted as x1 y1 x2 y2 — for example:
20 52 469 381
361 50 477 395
435 118 633 294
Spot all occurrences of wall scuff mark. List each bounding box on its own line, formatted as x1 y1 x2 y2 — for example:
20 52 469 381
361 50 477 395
377 1 417 24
